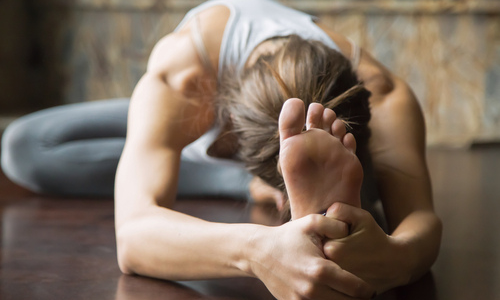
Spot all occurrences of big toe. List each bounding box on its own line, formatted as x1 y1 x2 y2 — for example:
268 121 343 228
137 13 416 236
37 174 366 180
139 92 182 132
279 98 306 142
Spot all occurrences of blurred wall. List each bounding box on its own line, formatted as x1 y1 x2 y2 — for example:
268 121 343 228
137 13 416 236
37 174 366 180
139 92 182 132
0 0 499 146
0 0 40 113
305 0 500 146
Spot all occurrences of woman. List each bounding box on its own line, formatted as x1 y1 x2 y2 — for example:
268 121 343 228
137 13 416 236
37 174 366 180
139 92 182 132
1 0 441 298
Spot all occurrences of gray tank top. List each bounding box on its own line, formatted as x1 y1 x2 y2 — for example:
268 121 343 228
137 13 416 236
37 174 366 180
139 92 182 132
175 0 341 80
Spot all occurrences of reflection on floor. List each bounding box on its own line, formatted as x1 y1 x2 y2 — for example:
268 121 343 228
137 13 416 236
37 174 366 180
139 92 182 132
0 147 499 300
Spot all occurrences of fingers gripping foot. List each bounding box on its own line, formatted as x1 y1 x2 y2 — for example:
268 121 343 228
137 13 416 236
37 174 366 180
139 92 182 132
279 99 363 220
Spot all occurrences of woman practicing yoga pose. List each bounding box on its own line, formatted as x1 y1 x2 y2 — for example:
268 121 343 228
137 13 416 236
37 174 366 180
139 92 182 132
2 0 442 298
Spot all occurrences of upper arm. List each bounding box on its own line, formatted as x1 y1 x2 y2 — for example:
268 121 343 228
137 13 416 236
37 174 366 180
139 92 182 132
114 32 215 228
115 6 230 228
359 56 434 232
368 78 433 230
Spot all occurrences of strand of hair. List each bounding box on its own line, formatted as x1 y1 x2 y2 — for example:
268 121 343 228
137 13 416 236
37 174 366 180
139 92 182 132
262 60 292 99
324 84 365 110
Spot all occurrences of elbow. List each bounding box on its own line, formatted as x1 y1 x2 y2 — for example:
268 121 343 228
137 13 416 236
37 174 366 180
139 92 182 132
401 211 443 285
433 213 444 262
116 226 137 275
417 210 443 266
418 212 444 281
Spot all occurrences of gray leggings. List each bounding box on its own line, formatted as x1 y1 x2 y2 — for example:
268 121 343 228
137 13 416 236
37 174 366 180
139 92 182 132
1 99 252 198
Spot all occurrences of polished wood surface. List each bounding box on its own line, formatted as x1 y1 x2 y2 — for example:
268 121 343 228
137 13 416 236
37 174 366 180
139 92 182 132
1 147 499 300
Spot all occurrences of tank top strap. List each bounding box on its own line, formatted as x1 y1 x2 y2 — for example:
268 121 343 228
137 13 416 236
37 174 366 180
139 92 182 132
191 16 217 76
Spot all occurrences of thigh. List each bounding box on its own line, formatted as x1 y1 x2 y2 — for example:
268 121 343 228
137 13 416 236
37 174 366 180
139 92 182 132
2 98 130 155
1 99 130 195
3 98 130 149
26 98 130 147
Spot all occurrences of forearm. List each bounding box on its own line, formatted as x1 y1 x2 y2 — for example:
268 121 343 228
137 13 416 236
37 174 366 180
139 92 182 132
116 202 375 299
116 205 260 280
391 210 442 284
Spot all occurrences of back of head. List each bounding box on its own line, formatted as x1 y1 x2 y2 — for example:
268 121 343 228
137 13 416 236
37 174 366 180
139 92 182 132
217 35 371 194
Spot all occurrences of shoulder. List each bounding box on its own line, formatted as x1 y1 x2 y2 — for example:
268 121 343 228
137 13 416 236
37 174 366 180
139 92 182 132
146 32 206 96
146 5 230 95
369 76 426 150
315 22 395 98
315 22 425 153
314 22 420 128
124 6 232 149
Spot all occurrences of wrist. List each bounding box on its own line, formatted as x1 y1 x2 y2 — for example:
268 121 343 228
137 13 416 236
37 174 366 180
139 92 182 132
236 223 271 278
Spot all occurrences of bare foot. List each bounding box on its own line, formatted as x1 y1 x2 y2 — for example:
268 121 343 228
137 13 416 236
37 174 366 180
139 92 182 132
279 98 363 220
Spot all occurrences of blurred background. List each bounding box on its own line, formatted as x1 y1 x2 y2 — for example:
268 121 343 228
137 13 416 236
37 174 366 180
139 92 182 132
0 0 499 147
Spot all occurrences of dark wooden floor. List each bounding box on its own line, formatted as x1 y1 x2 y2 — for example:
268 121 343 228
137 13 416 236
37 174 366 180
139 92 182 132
1 147 499 300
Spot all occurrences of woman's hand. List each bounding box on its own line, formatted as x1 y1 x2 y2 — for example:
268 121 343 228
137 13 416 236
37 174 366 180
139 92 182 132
323 203 412 294
247 214 375 300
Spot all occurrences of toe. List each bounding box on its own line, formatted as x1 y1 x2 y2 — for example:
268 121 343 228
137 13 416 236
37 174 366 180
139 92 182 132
332 119 347 141
343 133 357 153
322 109 336 134
306 103 324 130
279 98 306 142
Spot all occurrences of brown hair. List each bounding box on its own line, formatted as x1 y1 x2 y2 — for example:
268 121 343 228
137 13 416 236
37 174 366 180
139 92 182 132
217 35 371 195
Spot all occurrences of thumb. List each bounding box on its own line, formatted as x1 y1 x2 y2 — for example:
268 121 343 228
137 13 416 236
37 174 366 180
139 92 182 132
307 215 350 240
325 202 367 233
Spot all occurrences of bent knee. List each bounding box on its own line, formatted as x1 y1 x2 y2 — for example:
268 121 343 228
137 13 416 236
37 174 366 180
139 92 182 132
1 118 45 192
